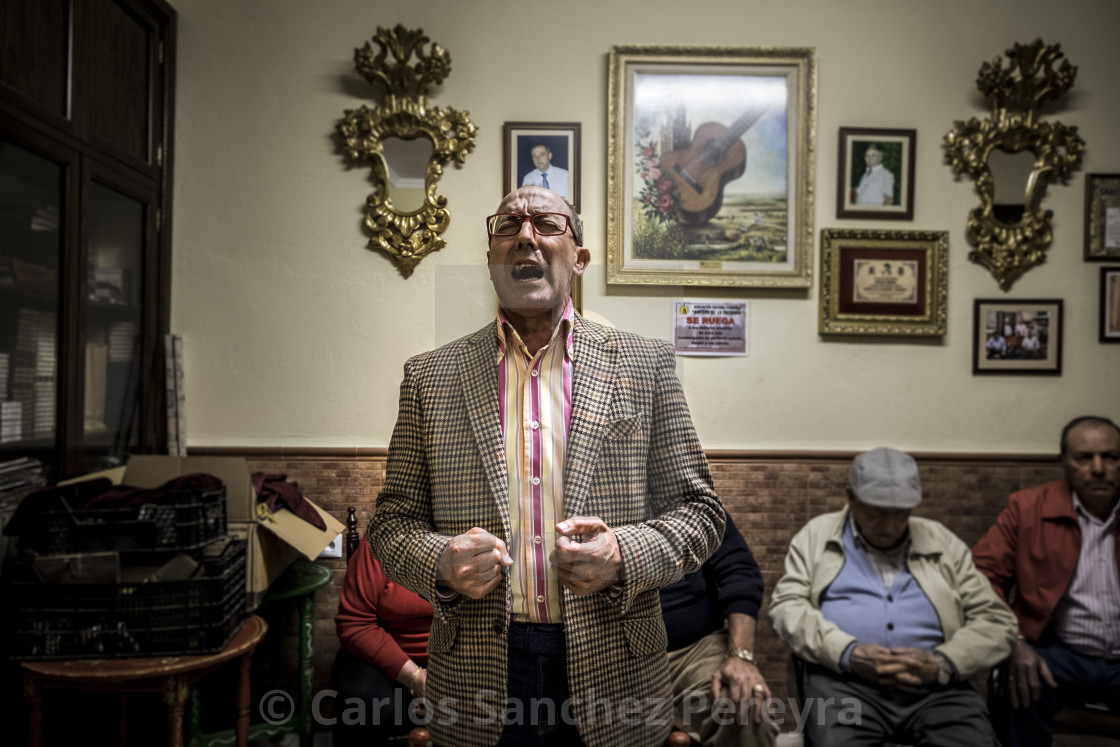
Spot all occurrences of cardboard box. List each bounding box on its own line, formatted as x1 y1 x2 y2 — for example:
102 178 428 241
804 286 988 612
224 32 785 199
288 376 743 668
62 455 343 611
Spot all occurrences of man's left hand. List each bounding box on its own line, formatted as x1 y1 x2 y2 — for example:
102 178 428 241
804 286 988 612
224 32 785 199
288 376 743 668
550 517 622 595
712 657 770 724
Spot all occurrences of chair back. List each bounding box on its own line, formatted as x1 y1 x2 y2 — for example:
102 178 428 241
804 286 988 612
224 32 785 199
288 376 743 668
345 506 361 562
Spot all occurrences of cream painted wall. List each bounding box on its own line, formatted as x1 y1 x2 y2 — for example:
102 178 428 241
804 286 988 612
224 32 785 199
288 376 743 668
172 0 1120 453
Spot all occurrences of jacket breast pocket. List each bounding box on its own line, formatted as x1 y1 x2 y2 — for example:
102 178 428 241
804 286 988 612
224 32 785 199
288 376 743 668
602 413 649 461
606 413 644 441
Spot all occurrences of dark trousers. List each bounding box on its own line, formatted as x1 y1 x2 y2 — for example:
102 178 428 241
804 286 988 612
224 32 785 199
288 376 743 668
495 622 586 747
992 640 1120 747
801 665 998 747
330 647 422 747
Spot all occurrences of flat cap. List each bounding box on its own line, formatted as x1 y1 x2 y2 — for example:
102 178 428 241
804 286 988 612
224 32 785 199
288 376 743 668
849 447 922 509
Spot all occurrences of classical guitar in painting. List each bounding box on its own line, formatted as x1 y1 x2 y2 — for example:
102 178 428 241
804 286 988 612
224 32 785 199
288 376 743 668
659 104 769 225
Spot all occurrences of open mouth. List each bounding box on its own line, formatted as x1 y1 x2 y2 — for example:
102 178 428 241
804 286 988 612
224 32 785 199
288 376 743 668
511 264 544 281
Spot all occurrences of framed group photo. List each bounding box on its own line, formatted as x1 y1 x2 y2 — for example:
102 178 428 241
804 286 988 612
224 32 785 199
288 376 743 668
502 122 581 211
1102 266 1120 343
973 299 1063 375
606 44 816 288
818 228 948 337
837 127 915 220
1084 173 1120 261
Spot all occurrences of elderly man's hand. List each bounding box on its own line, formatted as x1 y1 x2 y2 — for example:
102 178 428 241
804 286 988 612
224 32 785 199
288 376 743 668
1007 639 1056 709
887 647 940 692
436 527 512 599
712 657 771 724
849 644 913 688
550 517 622 595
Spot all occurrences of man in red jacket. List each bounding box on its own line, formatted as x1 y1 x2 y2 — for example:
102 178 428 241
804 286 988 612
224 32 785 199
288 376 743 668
972 415 1120 747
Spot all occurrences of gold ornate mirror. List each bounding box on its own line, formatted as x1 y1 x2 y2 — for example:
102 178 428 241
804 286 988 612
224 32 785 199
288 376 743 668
337 25 477 277
943 39 1085 290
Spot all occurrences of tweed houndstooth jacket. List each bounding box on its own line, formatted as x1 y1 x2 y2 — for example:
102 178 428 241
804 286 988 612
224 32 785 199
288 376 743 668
368 313 725 747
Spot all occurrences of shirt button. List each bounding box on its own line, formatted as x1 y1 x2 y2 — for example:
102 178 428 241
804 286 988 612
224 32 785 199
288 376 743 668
887 595 894 602
530 421 540 430
530 476 541 486
887 623 895 631
536 595 546 603
531 369 540 377
533 535 542 544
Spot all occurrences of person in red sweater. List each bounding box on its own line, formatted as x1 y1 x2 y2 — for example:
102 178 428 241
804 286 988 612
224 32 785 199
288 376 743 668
332 538 433 746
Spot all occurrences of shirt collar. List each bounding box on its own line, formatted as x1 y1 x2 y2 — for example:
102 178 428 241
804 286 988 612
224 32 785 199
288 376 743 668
495 298 575 364
848 513 910 559
1071 491 1120 528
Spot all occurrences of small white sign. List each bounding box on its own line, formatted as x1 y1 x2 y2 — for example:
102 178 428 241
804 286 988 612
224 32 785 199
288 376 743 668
673 301 748 356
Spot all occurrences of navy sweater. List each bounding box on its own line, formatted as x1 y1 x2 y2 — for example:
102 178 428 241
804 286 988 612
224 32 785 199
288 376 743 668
659 513 765 651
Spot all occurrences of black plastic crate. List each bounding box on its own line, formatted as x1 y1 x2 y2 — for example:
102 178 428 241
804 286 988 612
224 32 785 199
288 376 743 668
23 485 227 555
5 537 247 660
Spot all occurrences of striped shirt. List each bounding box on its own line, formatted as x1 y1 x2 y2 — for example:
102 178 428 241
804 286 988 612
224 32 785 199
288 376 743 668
1051 493 1120 658
496 300 574 623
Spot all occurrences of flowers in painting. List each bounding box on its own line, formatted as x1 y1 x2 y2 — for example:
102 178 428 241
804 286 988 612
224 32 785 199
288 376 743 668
635 127 680 224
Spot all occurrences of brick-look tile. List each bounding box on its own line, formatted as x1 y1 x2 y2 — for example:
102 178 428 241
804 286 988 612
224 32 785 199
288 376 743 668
253 453 1063 722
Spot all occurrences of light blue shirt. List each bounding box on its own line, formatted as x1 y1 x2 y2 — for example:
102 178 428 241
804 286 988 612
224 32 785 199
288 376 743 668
522 165 569 200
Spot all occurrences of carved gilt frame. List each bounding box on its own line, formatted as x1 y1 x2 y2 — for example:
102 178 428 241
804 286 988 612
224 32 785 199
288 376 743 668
943 39 1084 291
337 26 477 277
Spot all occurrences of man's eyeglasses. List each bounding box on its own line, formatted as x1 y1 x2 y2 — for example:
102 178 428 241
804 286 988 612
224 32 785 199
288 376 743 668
485 213 570 238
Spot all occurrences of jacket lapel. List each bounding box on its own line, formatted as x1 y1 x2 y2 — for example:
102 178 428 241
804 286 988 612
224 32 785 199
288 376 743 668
459 323 510 518
564 315 617 517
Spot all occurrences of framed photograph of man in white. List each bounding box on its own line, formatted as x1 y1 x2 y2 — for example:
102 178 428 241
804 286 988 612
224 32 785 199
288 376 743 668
973 299 1063 375
837 127 915 221
1102 266 1120 343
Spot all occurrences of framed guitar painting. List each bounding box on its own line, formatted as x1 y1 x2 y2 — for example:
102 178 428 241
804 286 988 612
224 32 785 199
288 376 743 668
607 44 816 288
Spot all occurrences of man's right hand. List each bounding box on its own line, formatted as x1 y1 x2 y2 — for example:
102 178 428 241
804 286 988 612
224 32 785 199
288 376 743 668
436 527 513 599
1007 639 1056 709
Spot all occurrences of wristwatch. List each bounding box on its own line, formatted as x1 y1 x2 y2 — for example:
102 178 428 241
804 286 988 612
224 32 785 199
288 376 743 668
726 647 756 664
934 652 952 686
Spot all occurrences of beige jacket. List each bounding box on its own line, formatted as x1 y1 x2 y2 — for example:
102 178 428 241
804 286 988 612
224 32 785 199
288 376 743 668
769 508 1017 681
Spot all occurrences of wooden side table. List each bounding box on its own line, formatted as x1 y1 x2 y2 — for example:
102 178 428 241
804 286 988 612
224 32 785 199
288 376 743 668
22 614 267 747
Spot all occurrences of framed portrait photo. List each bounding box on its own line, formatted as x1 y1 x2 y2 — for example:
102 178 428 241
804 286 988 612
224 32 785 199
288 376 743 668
502 122 581 211
1084 173 1120 261
606 44 816 288
1101 266 1120 343
837 127 915 220
818 228 948 337
973 299 1063 375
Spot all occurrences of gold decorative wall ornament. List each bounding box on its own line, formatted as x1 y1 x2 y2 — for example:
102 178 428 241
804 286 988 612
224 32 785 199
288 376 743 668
943 39 1084 290
337 26 477 276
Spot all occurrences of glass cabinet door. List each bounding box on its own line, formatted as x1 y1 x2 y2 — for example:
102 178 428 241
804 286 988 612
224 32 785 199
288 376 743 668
82 180 145 473
0 138 64 480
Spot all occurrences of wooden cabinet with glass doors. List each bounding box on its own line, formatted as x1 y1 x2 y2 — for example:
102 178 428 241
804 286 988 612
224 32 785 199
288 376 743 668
0 0 175 485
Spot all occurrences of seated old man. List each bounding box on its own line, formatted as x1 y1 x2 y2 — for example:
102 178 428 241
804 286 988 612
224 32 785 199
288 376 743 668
769 447 1018 746
661 512 778 747
972 415 1120 747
